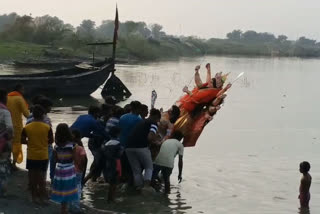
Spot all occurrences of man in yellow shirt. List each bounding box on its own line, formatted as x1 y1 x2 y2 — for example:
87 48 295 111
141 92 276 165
7 84 29 169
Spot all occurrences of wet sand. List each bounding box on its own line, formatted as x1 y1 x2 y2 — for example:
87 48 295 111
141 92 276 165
0 169 115 214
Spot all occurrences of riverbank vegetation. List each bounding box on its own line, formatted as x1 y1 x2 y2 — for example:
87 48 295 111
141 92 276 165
0 12 320 62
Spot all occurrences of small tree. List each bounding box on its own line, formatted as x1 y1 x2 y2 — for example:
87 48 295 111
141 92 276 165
150 23 164 40
33 15 71 44
296 36 316 46
242 30 259 42
226 30 242 41
8 15 35 42
277 35 288 43
76 19 96 42
0 12 18 32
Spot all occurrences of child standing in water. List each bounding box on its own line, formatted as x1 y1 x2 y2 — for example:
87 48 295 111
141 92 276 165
21 105 53 204
69 129 87 213
51 124 78 214
102 126 123 201
299 161 312 209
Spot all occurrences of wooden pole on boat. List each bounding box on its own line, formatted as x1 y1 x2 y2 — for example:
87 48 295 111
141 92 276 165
100 6 132 101
112 5 119 61
92 51 95 67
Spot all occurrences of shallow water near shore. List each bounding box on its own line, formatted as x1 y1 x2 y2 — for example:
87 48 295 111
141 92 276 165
2 56 320 213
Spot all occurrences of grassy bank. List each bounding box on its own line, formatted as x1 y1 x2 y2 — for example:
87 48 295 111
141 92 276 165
0 38 203 63
0 41 46 61
0 41 91 63
1 38 320 64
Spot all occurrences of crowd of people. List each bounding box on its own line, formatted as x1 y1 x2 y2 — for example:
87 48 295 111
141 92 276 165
0 84 184 214
0 63 312 213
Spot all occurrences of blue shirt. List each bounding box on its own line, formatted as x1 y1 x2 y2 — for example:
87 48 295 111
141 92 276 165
119 113 142 147
105 117 120 133
71 114 108 139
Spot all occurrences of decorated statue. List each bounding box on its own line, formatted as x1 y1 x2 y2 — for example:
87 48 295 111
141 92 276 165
173 63 231 147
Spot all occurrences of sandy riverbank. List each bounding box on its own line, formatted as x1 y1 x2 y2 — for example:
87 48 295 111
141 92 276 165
0 169 116 214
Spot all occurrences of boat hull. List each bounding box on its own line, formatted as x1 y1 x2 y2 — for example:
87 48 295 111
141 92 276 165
0 63 114 96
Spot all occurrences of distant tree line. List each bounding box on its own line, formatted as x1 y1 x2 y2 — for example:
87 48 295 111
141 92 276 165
0 12 320 60
222 30 320 57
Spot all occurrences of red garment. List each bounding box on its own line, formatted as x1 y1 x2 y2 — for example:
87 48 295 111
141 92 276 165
74 145 87 173
116 159 122 177
179 86 220 113
182 112 208 147
172 110 210 147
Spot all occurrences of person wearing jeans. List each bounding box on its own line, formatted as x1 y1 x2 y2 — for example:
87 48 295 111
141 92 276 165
126 108 161 189
126 147 154 188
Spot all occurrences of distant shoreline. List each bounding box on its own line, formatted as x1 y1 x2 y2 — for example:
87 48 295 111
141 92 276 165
1 13 320 62
1 54 319 66
1 39 320 66
1 41 320 66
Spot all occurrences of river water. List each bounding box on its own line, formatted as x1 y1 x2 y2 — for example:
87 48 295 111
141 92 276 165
2 56 320 214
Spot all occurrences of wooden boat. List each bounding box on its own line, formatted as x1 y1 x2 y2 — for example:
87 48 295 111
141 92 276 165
13 60 82 69
0 7 130 100
0 62 114 96
101 73 132 102
12 59 108 70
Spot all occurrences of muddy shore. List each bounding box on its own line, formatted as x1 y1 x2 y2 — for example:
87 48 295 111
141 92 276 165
0 169 116 214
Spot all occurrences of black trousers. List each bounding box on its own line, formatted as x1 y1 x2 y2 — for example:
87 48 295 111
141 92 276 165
152 164 173 191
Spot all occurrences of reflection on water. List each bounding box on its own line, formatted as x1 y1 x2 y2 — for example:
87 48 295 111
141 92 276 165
299 208 310 214
81 182 192 214
50 96 102 108
6 56 320 213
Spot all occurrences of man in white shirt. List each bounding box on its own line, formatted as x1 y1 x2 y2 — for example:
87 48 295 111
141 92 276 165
152 131 184 193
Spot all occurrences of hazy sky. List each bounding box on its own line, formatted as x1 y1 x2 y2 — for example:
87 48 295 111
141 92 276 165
1 0 319 40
